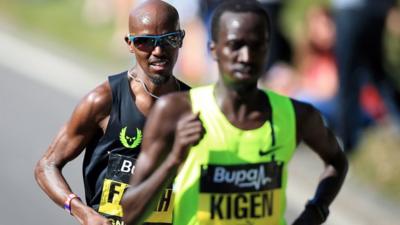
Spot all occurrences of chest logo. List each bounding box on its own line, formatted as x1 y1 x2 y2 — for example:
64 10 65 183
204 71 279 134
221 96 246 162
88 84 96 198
119 127 142 149
259 145 281 157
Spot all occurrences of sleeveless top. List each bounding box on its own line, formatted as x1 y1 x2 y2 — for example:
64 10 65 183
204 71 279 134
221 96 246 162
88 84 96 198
173 85 296 225
83 72 189 225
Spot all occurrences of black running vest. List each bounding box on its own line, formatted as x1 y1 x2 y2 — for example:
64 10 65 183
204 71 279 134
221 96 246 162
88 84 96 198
82 72 189 224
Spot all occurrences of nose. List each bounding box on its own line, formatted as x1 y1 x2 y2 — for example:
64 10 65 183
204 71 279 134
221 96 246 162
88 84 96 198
237 46 250 63
151 45 164 57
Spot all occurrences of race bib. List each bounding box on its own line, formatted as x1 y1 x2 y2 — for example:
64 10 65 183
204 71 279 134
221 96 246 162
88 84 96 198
98 153 174 225
198 162 284 225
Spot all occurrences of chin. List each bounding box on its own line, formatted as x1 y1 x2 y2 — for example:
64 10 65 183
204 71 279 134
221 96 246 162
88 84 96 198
234 76 258 86
148 73 171 85
230 81 258 93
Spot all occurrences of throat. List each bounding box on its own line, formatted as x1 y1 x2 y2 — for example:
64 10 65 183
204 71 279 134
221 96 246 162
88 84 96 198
215 87 271 130
227 105 269 130
128 70 181 100
149 74 170 85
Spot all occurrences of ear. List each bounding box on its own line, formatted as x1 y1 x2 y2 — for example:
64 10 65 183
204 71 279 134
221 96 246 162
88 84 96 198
179 30 186 48
125 35 135 53
209 41 218 60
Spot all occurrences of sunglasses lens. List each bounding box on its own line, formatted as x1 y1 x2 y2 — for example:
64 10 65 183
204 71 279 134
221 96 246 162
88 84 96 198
129 31 183 51
133 37 156 51
162 33 182 48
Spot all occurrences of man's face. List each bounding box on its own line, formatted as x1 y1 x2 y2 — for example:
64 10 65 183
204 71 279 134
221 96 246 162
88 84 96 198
211 12 269 88
128 10 181 84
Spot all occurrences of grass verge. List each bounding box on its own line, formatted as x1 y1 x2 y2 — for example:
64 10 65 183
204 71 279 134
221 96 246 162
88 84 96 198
351 122 400 201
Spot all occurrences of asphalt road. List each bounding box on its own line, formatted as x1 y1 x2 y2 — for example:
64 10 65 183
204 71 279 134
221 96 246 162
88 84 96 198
0 65 85 225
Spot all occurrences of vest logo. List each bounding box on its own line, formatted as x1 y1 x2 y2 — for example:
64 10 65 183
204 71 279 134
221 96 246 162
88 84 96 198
200 163 283 193
259 145 281 157
213 165 272 191
119 127 142 149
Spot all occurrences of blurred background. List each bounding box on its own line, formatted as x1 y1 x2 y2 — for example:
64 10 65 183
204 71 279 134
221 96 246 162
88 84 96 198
0 0 399 224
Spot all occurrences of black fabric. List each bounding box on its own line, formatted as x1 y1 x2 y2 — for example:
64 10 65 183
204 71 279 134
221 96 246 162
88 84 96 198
82 71 190 208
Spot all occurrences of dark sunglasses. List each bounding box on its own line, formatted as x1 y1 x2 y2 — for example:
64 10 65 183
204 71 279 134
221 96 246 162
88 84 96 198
127 30 185 52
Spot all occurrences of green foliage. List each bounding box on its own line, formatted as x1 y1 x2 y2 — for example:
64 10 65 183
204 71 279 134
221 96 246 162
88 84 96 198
280 0 331 44
0 0 126 67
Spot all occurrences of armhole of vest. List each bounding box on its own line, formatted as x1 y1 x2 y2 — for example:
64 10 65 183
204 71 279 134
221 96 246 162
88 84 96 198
190 85 213 114
105 73 123 134
178 79 191 91
266 90 296 150
287 98 296 150
189 89 198 113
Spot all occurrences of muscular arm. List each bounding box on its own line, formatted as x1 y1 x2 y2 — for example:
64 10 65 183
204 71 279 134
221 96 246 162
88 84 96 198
293 100 348 225
121 92 203 225
34 82 112 225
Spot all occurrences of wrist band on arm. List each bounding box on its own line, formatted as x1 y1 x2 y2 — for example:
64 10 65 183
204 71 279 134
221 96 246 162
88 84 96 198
64 193 81 215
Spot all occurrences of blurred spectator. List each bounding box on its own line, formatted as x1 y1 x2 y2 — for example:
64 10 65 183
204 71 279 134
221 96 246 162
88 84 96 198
261 5 339 128
295 6 338 127
258 0 292 70
333 0 399 153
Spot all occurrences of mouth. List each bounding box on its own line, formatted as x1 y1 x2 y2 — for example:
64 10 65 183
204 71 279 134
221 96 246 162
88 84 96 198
232 67 253 79
234 64 252 72
149 60 169 71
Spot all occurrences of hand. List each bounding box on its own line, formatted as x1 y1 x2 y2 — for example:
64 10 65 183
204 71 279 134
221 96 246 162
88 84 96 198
170 112 205 163
76 209 111 225
292 208 323 225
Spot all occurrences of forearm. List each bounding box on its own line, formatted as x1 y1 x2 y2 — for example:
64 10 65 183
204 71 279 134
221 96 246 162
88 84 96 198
121 158 179 225
34 158 92 220
312 151 348 206
293 152 348 225
35 158 74 206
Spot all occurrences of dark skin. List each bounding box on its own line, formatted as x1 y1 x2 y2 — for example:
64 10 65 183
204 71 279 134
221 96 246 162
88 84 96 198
122 11 348 225
34 1 183 225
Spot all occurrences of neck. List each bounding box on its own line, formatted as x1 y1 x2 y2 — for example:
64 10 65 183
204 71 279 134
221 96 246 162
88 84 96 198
214 80 260 106
214 80 269 128
128 67 180 99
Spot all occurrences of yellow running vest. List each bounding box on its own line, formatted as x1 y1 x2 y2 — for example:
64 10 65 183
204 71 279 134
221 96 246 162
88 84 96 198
173 85 296 225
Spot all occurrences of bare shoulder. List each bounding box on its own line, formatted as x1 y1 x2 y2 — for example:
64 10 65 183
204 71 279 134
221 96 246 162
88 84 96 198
291 98 324 143
291 99 320 121
70 81 112 127
84 81 112 111
152 91 192 119
44 81 113 160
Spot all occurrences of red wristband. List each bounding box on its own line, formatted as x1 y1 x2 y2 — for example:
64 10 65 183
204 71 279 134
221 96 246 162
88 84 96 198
64 193 81 215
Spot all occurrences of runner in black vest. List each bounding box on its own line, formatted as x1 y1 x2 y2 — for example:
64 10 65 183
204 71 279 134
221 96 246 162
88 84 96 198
34 1 189 225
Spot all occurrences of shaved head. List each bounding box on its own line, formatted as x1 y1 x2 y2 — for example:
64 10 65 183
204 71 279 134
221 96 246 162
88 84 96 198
128 0 180 34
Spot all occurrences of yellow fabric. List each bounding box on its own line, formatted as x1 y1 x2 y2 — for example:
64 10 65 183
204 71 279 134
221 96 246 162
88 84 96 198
173 85 296 225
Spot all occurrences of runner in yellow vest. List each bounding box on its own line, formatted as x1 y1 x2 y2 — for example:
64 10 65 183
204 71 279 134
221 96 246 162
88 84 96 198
172 85 296 225
122 1 348 225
